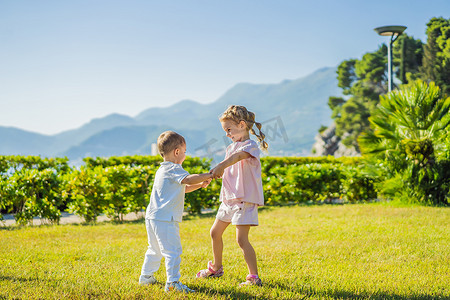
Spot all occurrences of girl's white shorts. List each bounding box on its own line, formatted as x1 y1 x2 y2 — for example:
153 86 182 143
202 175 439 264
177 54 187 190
216 201 259 226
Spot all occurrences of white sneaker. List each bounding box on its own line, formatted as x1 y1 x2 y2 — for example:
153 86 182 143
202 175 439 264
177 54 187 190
164 281 195 293
139 274 157 285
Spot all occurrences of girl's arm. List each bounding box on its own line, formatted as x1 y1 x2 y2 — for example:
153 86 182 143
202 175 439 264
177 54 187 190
210 151 252 179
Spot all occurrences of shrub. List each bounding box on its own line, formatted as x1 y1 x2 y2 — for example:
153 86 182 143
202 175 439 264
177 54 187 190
341 164 378 202
5 169 64 225
83 155 162 168
62 166 109 222
102 165 156 221
82 155 215 215
0 156 71 223
1 154 380 225
359 80 450 205
0 155 70 173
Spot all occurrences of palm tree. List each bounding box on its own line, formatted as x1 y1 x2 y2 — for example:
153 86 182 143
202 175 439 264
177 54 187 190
359 80 450 205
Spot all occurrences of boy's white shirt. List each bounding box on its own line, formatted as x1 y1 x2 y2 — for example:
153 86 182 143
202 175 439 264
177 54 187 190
145 161 189 222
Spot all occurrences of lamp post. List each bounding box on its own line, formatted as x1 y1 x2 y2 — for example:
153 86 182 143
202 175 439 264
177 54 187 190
374 25 407 92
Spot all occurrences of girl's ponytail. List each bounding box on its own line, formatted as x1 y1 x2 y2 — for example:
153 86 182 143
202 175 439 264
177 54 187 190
251 122 269 152
220 105 269 152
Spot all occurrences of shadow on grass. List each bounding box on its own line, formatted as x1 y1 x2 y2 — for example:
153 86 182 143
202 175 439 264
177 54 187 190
193 281 440 300
64 218 147 227
194 285 260 300
0 223 58 231
0 226 16 231
262 280 442 300
320 289 440 300
0 275 45 283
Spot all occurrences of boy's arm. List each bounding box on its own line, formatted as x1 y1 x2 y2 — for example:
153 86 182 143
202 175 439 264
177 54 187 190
181 172 212 185
210 151 252 179
185 178 211 193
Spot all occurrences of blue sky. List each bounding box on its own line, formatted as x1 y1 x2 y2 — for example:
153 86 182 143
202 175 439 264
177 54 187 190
1 0 448 135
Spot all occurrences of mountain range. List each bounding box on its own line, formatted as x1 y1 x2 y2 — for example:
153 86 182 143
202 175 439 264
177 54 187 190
0 67 341 161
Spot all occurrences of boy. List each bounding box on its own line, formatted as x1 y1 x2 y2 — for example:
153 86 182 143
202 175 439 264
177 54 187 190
139 131 212 293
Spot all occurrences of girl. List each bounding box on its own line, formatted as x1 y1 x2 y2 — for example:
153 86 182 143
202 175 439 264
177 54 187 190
196 105 268 286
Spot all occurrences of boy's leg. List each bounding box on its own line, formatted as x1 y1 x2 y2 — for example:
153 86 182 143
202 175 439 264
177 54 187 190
236 225 258 275
210 219 230 270
152 220 182 283
141 219 163 276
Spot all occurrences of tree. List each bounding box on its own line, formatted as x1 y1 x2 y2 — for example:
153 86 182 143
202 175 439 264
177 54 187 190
336 59 357 95
420 17 450 95
393 34 424 84
359 80 450 205
323 18 450 155
328 45 388 150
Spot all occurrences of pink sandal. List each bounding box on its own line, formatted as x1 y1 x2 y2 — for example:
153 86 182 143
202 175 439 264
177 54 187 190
196 261 224 278
239 274 262 287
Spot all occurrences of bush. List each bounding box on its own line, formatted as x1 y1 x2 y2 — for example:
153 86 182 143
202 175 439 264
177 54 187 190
83 155 162 168
0 155 70 173
5 169 65 225
1 154 380 225
82 155 216 215
102 165 155 221
359 80 450 205
263 161 377 205
0 156 70 225
62 166 109 222
341 164 378 202
0 174 7 222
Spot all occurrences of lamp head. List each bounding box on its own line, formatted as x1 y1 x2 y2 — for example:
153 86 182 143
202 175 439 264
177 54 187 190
374 25 407 36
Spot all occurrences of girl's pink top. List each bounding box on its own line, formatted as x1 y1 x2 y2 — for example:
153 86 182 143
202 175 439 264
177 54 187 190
219 139 264 206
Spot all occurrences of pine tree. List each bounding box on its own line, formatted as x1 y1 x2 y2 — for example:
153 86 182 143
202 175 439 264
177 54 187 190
393 35 423 84
420 17 450 95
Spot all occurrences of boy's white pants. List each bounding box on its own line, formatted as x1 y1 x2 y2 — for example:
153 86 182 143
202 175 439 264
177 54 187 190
141 219 182 283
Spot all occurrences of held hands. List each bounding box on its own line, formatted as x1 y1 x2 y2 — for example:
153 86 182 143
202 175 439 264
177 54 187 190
209 152 246 180
201 178 212 188
209 163 225 179
197 163 224 190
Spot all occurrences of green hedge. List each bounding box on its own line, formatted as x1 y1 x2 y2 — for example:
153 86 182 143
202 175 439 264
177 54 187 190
0 155 377 225
262 159 376 205
0 156 70 225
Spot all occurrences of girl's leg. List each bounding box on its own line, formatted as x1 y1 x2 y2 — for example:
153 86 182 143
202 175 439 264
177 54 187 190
236 225 258 275
210 219 230 270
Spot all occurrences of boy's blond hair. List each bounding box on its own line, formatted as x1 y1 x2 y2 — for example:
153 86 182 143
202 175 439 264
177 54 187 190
157 131 186 158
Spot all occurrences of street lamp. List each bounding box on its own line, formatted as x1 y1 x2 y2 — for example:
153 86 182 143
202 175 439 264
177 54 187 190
374 25 407 92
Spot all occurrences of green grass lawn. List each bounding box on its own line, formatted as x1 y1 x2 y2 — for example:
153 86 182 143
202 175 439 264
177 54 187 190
1 204 449 299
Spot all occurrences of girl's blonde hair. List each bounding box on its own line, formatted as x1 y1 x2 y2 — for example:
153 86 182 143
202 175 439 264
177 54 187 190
219 105 269 151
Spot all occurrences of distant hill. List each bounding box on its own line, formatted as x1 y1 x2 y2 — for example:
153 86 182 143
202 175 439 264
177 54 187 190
0 127 57 156
63 125 206 159
0 67 340 159
54 113 138 149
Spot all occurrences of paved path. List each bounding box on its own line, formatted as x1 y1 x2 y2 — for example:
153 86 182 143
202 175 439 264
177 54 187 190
1 212 145 226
